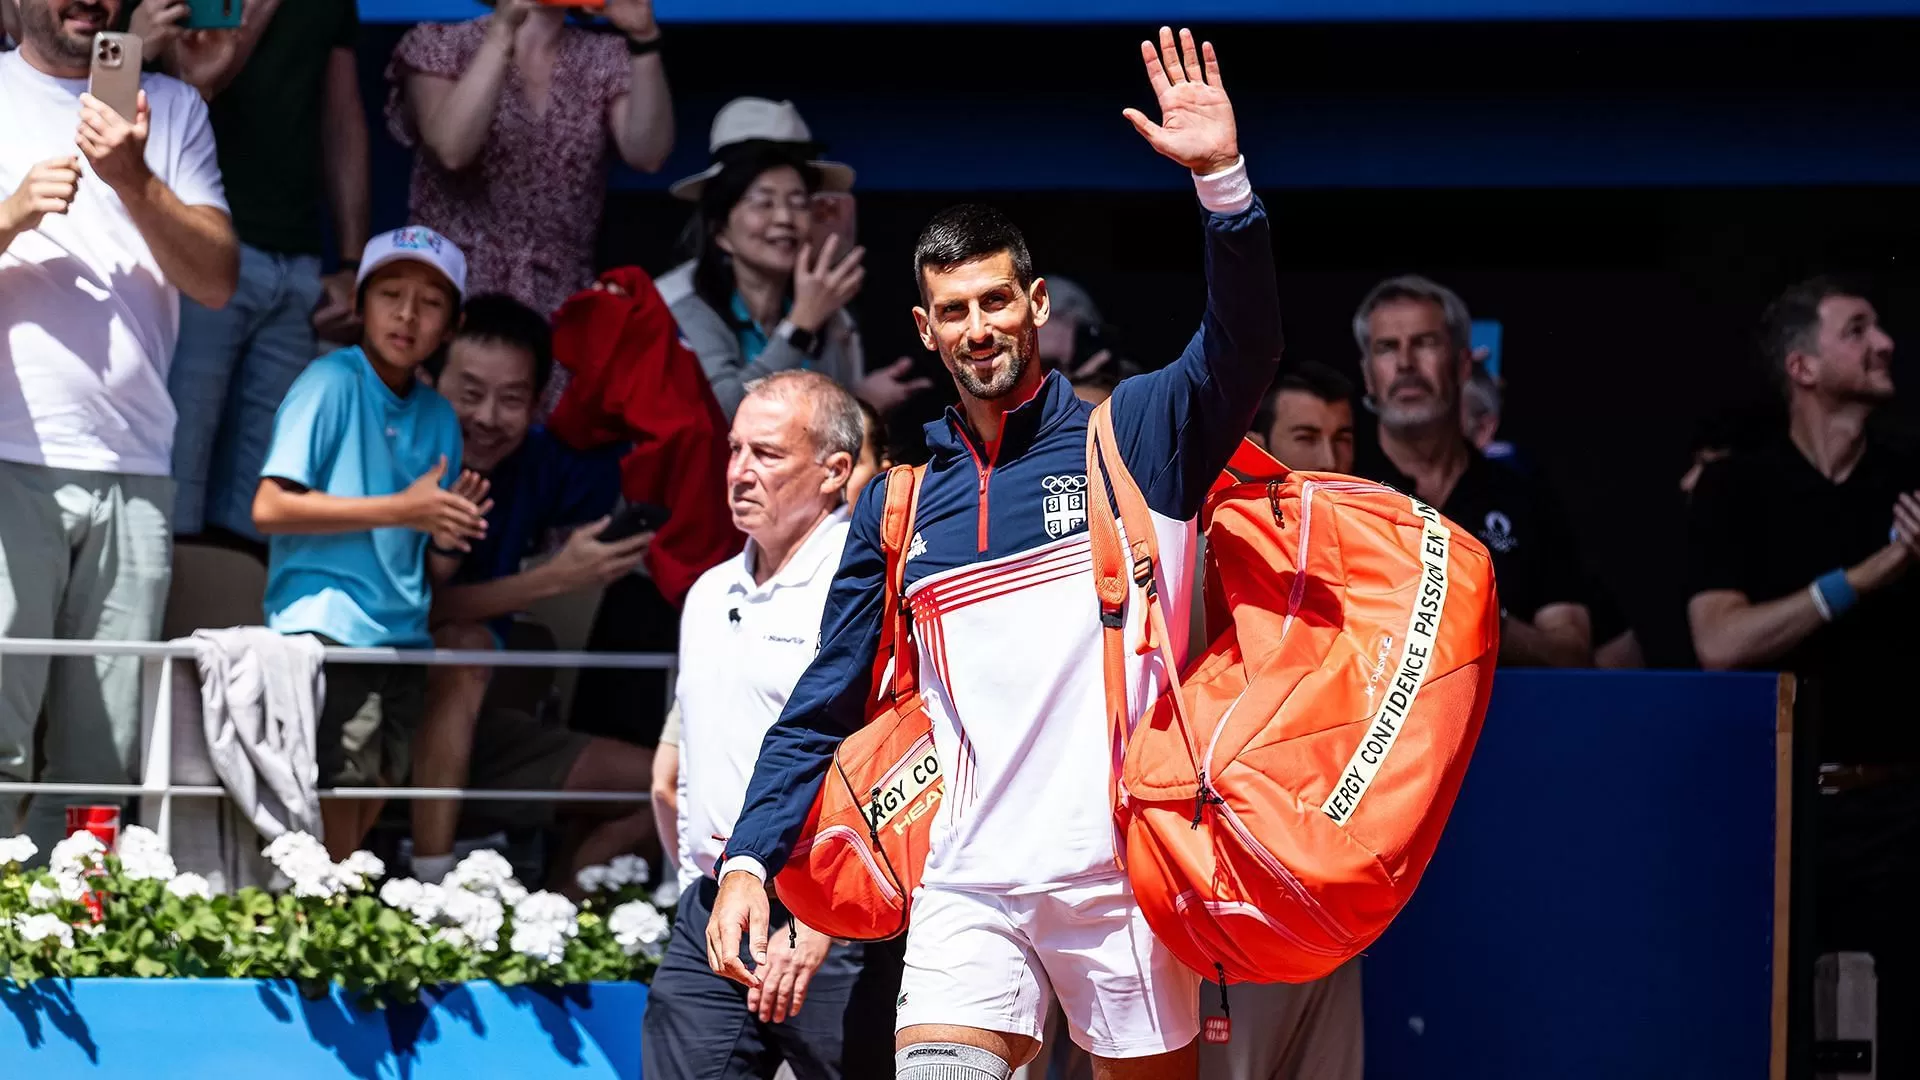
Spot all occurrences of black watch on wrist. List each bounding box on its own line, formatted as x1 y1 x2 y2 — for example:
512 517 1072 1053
626 32 662 57
781 322 823 357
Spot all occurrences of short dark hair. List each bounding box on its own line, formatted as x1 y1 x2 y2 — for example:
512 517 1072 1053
912 204 1034 302
1758 274 1866 395
433 293 554 393
1255 362 1356 436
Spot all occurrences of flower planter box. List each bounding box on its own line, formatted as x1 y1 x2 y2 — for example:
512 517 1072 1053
0 978 646 1077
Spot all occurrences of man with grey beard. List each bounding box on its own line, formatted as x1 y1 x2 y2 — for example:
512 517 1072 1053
1350 275 1592 667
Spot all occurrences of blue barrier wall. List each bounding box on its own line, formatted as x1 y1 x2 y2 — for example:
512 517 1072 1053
1363 670 1783 1078
0 980 645 1077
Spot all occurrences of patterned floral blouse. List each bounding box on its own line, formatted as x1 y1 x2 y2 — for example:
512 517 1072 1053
386 17 630 319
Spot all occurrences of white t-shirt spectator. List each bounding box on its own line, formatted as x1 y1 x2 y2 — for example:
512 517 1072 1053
0 51 227 475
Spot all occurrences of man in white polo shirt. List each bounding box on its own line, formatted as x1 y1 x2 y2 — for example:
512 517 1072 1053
0 0 238 851
643 369 897 1080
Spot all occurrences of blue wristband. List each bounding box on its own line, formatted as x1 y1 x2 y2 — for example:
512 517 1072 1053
1813 568 1857 621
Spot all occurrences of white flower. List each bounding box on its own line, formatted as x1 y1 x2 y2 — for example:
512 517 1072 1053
514 890 577 926
607 901 671 957
606 854 649 886
165 873 213 901
508 890 579 965
446 849 527 905
441 889 504 952
80 922 103 938
402 882 448 928
0 835 37 865
264 832 346 899
54 873 88 903
263 831 327 866
337 850 384 890
14 913 74 949
27 880 59 908
578 854 651 894
432 927 471 948
379 877 424 911
651 877 683 909
117 825 176 882
48 831 104 879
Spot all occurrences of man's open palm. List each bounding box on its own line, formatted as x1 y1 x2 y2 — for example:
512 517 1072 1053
1123 27 1239 176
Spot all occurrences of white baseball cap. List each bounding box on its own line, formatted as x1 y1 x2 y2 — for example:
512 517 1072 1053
356 226 468 301
668 97 855 202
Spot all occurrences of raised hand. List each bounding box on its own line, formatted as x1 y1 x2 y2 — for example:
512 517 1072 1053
789 234 866 335
128 0 190 56
1122 27 1240 176
77 91 153 198
605 0 659 41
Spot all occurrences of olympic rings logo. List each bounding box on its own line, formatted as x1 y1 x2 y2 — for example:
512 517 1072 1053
1041 474 1088 494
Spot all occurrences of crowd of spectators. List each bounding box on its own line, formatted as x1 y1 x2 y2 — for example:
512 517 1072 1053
2 0 1917 1074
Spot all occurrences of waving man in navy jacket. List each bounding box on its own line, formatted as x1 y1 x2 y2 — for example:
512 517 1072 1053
707 29 1284 1080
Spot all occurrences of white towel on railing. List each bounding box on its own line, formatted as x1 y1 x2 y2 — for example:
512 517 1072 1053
188 628 324 843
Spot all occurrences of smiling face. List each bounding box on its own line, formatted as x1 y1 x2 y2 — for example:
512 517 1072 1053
714 165 812 282
439 336 537 473
913 252 1048 403
20 0 117 71
1790 294 1897 406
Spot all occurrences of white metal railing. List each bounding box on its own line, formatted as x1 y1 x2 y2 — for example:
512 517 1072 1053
0 637 678 848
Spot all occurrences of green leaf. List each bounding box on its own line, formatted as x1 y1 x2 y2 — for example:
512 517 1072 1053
133 956 167 978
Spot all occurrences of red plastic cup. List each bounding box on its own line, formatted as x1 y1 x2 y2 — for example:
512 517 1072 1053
65 805 120 850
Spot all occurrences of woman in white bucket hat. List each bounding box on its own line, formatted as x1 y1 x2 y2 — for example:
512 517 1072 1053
655 97 932 420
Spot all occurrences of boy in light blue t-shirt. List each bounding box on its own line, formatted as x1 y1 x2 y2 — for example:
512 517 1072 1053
253 226 492 857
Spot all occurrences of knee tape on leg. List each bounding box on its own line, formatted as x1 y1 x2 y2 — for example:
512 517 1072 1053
894 1042 1014 1080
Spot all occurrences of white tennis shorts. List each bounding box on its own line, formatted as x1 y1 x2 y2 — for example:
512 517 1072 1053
893 874 1201 1059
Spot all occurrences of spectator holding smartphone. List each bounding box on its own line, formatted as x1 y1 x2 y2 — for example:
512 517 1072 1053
386 0 672 321
400 292 655 888
124 0 373 547
661 97 930 418
0 0 238 852
252 226 482 859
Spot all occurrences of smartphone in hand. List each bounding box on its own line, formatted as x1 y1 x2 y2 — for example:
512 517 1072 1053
184 0 242 30
598 502 671 544
87 32 142 122
810 192 857 257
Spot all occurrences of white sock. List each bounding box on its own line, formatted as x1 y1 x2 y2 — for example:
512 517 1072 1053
411 852 457 882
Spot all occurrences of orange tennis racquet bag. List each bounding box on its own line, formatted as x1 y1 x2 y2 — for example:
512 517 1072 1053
1085 402 1500 985
773 464 939 941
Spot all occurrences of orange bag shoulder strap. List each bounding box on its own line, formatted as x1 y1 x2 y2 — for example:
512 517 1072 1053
877 464 927 702
1085 403 1203 808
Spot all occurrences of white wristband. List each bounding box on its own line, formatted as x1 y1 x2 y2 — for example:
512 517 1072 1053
718 855 768 883
1808 580 1834 623
1193 156 1253 215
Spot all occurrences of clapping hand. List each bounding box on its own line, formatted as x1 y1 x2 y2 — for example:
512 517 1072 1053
1122 27 1240 177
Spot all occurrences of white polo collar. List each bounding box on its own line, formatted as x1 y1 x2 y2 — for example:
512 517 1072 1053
731 506 851 600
